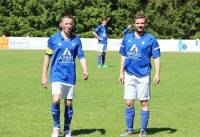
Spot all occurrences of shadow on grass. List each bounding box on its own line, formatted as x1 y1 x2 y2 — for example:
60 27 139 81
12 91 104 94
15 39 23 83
147 127 177 135
106 65 114 68
72 128 106 136
126 127 177 136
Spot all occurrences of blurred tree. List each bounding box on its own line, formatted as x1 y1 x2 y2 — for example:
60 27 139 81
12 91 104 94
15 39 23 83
0 0 199 39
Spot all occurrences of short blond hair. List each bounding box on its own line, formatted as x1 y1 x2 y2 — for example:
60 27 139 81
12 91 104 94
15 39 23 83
134 12 146 20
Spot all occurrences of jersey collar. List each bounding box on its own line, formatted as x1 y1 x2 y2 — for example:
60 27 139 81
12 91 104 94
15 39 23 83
134 31 146 39
59 32 72 41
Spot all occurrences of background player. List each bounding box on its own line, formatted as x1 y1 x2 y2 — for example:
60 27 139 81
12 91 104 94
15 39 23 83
122 24 132 36
93 17 109 68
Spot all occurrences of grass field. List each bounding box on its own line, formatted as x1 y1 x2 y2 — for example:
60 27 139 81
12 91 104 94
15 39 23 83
0 50 200 137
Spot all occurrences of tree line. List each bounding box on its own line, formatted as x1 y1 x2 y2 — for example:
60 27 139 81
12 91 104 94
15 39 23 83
0 0 199 39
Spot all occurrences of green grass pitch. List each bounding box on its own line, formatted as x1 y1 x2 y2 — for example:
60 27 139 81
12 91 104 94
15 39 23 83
0 50 200 137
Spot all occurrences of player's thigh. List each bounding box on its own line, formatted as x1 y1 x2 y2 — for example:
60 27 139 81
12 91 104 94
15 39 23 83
61 84 75 100
136 75 150 100
98 44 106 53
102 44 107 52
124 71 137 100
52 82 62 102
52 82 75 100
52 82 62 95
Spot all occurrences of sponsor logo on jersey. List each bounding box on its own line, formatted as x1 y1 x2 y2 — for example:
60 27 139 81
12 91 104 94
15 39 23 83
127 44 141 59
59 48 73 63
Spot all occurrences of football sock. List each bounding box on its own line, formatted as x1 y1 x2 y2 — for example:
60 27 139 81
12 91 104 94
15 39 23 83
102 54 105 65
125 107 135 131
51 103 60 128
141 110 150 131
64 106 73 131
98 55 101 65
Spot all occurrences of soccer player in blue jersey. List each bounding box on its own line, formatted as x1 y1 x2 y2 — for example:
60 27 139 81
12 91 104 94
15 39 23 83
119 12 160 137
41 13 88 137
122 24 132 36
93 17 109 68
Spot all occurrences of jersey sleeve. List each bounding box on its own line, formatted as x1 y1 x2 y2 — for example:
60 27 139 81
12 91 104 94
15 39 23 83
119 37 126 56
45 37 53 56
94 25 101 33
77 37 85 59
151 38 160 59
123 27 129 35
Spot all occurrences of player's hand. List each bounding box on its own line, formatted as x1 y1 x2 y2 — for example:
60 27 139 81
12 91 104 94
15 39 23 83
127 24 132 29
83 71 88 80
119 73 124 84
153 73 160 85
41 76 48 89
98 37 103 41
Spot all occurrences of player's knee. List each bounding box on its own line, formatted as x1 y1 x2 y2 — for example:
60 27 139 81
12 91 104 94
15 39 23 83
65 99 73 106
126 100 134 107
141 100 148 106
141 100 149 110
52 95 61 104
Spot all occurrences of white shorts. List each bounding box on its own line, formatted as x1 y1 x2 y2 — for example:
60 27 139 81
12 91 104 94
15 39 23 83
52 82 75 99
98 43 107 53
124 71 150 100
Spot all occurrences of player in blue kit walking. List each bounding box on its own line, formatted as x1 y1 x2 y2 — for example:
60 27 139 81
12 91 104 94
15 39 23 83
119 12 161 137
41 13 88 137
122 24 132 36
93 17 109 68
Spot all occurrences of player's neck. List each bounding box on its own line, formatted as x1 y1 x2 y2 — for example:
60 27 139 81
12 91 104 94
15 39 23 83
102 24 106 27
135 31 145 38
61 31 71 40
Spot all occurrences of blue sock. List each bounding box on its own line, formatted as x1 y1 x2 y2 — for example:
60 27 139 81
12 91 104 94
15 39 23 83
51 103 60 128
141 110 150 131
125 107 135 131
64 106 73 131
98 55 101 65
102 54 105 65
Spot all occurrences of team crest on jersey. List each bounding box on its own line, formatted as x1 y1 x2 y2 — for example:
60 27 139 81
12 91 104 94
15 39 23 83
141 41 145 45
127 44 141 59
59 48 73 63
58 42 62 47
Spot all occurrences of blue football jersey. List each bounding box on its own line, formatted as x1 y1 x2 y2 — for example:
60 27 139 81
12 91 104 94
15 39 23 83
94 24 108 45
46 32 85 85
119 32 160 77
123 27 131 35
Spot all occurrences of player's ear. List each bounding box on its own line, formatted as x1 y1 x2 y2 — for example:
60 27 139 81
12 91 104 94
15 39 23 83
144 18 148 28
59 22 62 29
145 22 148 28
133 23 136 29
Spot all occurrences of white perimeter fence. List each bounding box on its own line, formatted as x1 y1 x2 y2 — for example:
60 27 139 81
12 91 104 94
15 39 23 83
1 37 200 52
